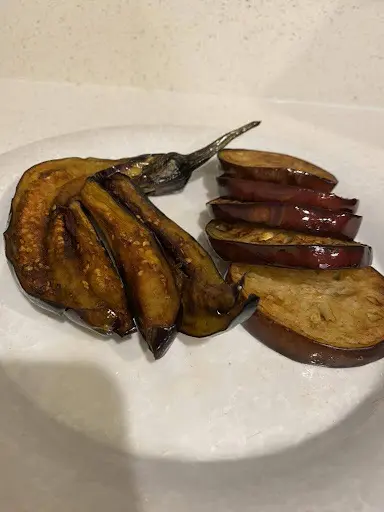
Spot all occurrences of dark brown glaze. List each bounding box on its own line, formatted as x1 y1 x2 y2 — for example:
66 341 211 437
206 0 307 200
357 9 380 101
102 172 259 338
242 310 384 368
208 199 362 240
218 176 359 213
218 148 338 192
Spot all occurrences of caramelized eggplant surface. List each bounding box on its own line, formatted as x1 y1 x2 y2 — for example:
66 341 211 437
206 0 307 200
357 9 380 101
102 172 258 337
46 209 118 334
228 264 384 367
66 201 134 336
80 179 180 358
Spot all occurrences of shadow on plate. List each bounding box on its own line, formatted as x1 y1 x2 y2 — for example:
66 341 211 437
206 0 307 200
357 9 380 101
1 357 384 512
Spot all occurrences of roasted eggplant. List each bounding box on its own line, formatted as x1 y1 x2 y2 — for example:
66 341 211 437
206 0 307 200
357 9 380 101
228 264 384 368
217 175 359 213
219 149 338 192
208 198 362 240
46 209 118 334
101 172 258 337
80 180 180 358
65 201 134 336
206 220 372 270
4 158 131 302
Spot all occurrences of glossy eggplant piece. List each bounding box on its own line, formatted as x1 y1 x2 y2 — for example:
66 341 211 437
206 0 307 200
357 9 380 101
208 198 362 240
228 264 384 368
80 180 180 359
46 209 118 334
66 201 135 336
102 172 258 337
4 158 130 303
115 121 261 195
206 220 372 270
219 149 338 192
218 175 359 213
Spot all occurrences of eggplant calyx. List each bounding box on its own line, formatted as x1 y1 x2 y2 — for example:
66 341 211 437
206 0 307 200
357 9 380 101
129 121 262 195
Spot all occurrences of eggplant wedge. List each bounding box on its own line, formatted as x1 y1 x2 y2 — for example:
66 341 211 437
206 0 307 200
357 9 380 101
46 209 118 334
217 175 359 213
208 198 362 240
65 201 134 336
206 220 372 270
4 158 134 303
228 264 384 368
219 149 338 192
102 172 258 337
80 180 180 359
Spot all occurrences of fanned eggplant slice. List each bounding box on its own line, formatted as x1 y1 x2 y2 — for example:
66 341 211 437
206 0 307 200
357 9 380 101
80 180 180 358
4 159 132 302
206 220 372 270
66 201 134 336
219 149 338 192
208 198 362 240
102 172 258 337
217 175 359 213
46 209 118 334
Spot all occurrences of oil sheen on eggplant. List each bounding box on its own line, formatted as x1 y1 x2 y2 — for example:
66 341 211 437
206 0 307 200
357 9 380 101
206 220 372 270
46 209 118 334
80 179 180 359
66 201 135 336
218 175 359 212
208 198 362 240
101 172 258 337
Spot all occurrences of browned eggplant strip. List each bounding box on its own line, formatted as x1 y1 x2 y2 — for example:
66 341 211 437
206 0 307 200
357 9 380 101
46 209 118 334
80 180 180 358
218 175 359 213
219 149 338 192
66 201 134 336
102 172 258 337
208 198 362 240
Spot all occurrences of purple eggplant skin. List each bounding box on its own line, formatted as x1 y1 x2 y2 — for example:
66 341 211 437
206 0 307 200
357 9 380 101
208 199 362 240
205 220 372 270
217 175 359 213
218 148 338 192
208 237 372 270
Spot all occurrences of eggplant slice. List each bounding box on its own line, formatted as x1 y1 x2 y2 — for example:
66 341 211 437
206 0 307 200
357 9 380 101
46 209 118 334
218 175 359 213
219 149 338 192
206 220 372 270
228 264 384 368
208 198 362 240
66 201 135 336
80 179 180 359
101 172 258 337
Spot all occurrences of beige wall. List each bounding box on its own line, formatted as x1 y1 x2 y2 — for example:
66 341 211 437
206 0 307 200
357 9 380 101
0 0 383 107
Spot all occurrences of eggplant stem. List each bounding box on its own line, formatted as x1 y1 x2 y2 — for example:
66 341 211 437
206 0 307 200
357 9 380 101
184 120 261 171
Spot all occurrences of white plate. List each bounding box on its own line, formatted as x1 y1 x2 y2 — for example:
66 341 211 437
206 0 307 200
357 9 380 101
1 124 384 511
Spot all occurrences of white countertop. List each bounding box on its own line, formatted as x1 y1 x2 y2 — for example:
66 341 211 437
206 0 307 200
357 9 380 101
1 77 383 158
